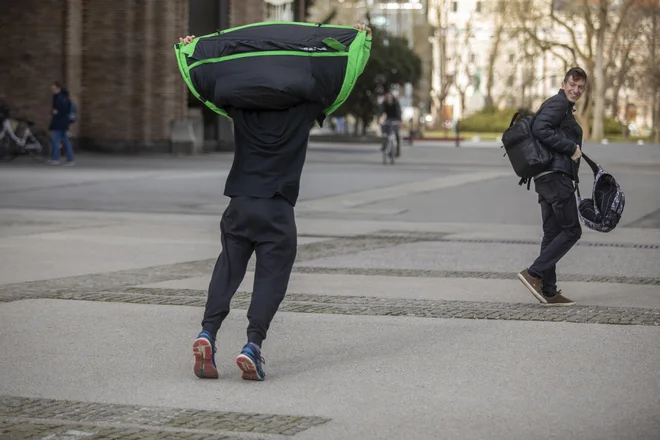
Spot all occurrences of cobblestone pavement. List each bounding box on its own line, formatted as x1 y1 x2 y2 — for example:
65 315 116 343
0 396 330 439
0 236 416 301
22 287 659 326
1 233 658 305
1 233 659 323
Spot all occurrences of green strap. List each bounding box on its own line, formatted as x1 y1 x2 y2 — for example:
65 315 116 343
323 33 371 116
322 37 346 52
173 42 229 118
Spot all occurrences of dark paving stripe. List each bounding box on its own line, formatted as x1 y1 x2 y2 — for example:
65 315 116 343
0 396 330 437
292 266 660 286
0 419 243 440
35 288 660 327
300 231 660 249
0 236 418 299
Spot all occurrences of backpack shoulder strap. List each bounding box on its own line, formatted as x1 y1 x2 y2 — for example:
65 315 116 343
508 112 521 128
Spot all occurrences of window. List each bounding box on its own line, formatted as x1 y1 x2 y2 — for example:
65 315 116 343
476 1 482 13
469 53 476 63
507 75 514 87
509 53 515 63
452 1 458 12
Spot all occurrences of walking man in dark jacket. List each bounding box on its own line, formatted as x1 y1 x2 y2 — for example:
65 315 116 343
48 82 75 166
179 24 373 382
518 67 587 306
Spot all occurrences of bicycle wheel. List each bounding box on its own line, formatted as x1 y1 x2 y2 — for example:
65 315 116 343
388 136 395 164
0 136 18 161
28 130 52 162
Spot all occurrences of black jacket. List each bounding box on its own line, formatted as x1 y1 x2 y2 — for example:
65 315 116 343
532 89 583 178
380 99 401 121
49 89 71 131
223 102 323 206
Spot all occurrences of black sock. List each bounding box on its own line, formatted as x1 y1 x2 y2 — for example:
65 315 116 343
528 269 541 279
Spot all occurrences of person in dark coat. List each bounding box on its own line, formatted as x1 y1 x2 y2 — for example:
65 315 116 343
49 82 75 165
518 67 587 306
180 24 373 382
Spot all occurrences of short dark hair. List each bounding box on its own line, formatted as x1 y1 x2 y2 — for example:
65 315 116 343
564 67 587 84
53 81 63 88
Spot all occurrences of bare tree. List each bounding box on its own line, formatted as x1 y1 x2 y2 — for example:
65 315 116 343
510 0 635 141
484 1 509 108
607 7 643 121
450 18 475 117
430 0 454 127
641 0 660 142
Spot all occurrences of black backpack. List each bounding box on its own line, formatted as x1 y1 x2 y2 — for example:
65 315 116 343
501 110 553 188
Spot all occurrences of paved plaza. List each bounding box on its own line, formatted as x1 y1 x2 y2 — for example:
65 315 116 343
1 141 659 439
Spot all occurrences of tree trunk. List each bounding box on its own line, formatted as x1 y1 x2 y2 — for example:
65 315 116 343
360 117 367 136
652 7 659 143
485 23 503 108
591 2 608 142
651 90 660 144
610 82 622 120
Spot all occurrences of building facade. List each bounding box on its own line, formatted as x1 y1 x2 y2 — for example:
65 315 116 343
427 0 655 134
0 0 305 153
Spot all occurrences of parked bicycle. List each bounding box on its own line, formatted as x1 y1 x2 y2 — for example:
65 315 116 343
0 103 52 162
381 120 400 165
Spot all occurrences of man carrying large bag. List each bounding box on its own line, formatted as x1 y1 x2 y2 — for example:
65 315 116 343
175 22 372 381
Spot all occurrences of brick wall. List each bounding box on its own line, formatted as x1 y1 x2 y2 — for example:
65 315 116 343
80 0 189 152
0 0 66 130
0 0 277 153
0 0 189 152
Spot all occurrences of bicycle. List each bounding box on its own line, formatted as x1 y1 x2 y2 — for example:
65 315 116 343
381 120 400 165
0 110 52 162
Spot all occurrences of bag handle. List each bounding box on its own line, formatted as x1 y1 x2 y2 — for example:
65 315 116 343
508 112 521 128
581 152 599 174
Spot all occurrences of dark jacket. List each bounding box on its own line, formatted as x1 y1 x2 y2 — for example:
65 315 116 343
532 89 583 178
380 99 402 121
223 102 323 206
49 88 71 131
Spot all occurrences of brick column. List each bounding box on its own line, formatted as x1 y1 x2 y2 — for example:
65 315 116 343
65 0 83 139
0 0 66 130
81 0 188 152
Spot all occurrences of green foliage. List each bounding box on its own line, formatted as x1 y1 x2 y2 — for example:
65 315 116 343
335 26 422 132
460 107 624 136
460 107 518 132
604 117 622 135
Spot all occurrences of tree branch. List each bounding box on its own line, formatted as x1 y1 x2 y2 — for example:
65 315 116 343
521 27 577 63
606 0 634 69
549 4 588 61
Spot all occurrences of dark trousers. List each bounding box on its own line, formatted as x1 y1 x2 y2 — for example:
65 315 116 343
202 195 297 347
529 173 582 294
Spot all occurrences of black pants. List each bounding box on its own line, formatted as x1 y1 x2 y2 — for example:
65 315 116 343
202 195 297 346
529 173 582 294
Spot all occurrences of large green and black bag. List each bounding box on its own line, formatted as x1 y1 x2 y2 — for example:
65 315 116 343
174 21 372 118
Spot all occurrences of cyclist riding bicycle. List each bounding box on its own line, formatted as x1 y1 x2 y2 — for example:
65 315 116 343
378 91 402 157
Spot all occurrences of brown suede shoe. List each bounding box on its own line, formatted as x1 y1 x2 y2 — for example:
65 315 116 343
542 290 576 307
518 269 546 303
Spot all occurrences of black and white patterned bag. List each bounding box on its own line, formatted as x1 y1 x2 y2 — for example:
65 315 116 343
577 153 625 233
